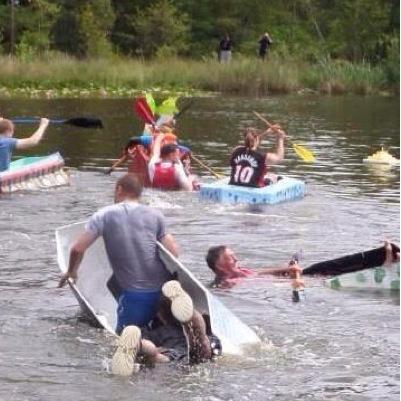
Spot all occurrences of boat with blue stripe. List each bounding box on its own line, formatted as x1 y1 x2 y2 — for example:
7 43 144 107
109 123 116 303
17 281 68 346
199 176 306 205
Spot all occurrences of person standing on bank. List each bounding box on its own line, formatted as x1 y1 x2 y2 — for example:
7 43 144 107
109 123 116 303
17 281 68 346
58 174 179 334
258 32 273 60
218 34 233 63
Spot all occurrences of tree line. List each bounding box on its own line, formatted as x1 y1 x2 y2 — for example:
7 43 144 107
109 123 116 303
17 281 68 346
0 0 399 64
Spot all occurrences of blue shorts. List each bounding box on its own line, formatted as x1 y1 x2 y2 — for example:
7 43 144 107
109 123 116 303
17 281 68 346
116 289 161 334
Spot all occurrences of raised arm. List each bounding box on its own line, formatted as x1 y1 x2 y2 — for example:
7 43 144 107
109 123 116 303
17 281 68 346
16 118 49 149
150 132 164 160
265 125 286 165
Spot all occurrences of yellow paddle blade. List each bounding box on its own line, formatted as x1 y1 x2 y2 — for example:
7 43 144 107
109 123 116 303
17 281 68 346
292 143 316 162
145 93 157 115
157 97 178 115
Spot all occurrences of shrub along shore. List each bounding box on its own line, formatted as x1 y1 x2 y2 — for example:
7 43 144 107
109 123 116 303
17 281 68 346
0 55 397 98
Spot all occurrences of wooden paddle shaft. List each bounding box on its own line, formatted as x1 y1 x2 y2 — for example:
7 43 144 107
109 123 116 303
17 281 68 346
190 154 223 179
253 111 291 143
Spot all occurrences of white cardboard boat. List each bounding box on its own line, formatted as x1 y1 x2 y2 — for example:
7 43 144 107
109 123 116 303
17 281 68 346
55 221 261 355
303 244 400 292
324 263 400 291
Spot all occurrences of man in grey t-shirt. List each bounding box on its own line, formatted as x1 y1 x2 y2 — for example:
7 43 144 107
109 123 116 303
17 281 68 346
58 173 178 333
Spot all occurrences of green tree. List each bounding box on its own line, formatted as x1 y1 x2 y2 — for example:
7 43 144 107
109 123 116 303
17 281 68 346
133 0 190 58
52 0 115 58
326 0 391 61
0 0 60 56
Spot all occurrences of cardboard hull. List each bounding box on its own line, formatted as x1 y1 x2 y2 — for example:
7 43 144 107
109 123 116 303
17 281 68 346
55 222 261 355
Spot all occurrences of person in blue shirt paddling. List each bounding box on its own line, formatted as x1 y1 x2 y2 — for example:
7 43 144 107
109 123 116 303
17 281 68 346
0 117 49 172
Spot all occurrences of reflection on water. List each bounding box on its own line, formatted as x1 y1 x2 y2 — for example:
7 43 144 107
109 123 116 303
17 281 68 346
0 96 399 401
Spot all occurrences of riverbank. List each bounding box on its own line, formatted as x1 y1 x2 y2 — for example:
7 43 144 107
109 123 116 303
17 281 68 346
0 55 397 98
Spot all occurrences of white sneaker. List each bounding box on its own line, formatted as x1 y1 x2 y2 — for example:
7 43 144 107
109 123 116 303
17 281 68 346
162 280 194 323
111 325 141 376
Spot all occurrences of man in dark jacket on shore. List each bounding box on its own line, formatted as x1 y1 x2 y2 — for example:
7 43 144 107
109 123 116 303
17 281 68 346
258 32 273 60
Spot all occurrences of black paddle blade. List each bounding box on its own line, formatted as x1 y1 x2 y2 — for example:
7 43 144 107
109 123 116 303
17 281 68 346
64 117 103 129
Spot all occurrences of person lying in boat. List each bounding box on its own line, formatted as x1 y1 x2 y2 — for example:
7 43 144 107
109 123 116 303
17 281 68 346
110 280 218 376
206 245 302 289
148 133 195 191
0 117 49 172
229 125 286 187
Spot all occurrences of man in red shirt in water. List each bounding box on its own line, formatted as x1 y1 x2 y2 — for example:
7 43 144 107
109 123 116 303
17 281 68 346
205 246 302 288
206 242 399 289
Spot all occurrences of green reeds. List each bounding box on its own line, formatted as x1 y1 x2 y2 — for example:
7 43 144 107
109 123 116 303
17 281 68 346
0 54 395 98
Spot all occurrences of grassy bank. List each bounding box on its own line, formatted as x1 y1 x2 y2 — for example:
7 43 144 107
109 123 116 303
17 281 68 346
0 54 396 98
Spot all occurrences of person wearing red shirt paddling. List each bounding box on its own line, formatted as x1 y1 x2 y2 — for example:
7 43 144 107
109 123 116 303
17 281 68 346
148 133 194 191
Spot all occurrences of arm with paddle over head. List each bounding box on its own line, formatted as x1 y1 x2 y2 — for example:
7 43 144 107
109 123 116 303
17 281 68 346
253 111 315 162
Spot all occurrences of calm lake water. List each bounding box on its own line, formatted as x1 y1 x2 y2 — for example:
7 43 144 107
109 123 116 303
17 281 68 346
0 95 399 401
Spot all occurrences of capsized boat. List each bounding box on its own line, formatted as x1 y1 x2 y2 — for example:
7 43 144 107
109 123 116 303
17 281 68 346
324 262 399 291
55 221 261 355
199 176 306 205
302 244 400 291
0 152 69 194
363 148 400 166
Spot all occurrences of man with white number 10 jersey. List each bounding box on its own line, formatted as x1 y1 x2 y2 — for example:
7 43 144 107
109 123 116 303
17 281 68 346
229 125 286 187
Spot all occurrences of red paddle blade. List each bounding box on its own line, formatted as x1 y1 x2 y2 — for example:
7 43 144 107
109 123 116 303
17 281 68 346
134 97 155 125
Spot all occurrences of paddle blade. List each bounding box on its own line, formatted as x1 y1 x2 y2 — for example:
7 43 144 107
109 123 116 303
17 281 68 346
11 117 103 128
145 93 157 115
292 143 315 162
64 117 103 128
134 97 155 125
157 97 178 115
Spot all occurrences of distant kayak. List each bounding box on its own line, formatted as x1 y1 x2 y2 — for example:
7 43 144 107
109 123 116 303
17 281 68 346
199 176 306 205
0 152 69 194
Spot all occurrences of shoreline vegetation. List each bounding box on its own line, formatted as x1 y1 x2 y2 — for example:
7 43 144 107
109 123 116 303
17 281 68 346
0 54 398 99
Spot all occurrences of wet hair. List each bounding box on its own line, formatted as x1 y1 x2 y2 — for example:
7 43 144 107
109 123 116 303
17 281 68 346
160 143 178 158
116 173 142 198
0 119 14 135
206 245 227 272
244 128 260 151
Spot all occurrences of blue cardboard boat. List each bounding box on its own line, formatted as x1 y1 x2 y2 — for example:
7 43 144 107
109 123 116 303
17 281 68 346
199 176 306 205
